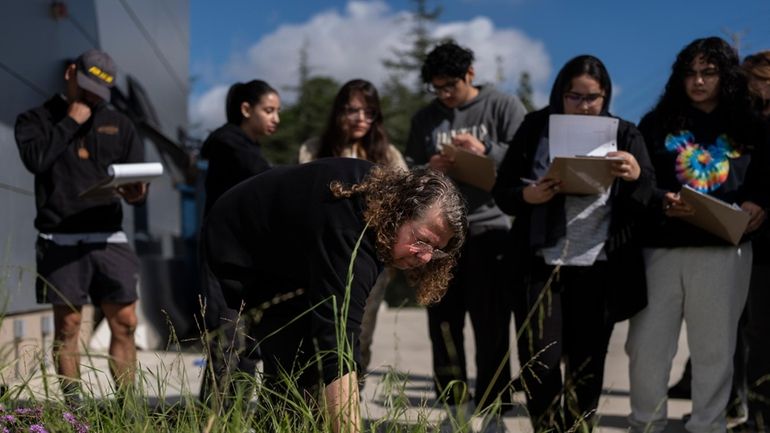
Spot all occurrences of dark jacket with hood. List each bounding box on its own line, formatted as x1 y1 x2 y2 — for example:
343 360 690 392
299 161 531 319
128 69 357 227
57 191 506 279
15 94 144 233
200 123 270 214
638 105 770 247
492 107 655 322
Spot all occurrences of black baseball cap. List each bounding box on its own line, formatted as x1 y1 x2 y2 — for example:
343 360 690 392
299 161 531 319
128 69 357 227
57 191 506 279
74 49 116 102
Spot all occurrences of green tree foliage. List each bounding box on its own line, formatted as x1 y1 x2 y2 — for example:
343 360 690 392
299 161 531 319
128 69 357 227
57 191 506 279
380 0 445 153
383 0 443 89
262 76 338 165
379 76 430 153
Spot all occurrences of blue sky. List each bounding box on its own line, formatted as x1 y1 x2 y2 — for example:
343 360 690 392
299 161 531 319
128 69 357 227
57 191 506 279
190 0 770 134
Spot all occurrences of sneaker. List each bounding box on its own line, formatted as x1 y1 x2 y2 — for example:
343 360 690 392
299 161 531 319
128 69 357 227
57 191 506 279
727 413 750 430
728 419 757 433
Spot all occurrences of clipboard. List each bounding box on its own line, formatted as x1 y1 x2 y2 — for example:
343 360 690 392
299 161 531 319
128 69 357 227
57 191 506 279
442 144 496 192
678 185 750 245
79 162 164 199
545 156 621 195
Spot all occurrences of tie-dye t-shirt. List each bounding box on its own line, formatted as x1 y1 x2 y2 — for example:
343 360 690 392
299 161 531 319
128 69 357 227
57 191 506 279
638 106 766 247
664 130 741 194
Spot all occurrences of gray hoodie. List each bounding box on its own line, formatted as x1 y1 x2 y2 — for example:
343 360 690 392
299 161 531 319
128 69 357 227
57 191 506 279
405 84 526 233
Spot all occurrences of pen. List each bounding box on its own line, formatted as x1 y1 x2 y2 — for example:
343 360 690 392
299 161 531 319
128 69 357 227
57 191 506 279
520 177 538 185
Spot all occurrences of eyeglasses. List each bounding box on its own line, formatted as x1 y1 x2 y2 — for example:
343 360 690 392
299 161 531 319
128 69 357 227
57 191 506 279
344 106 377 123
410 229 449 261
425 79 462 95
684 67 720 80
564 92 605 106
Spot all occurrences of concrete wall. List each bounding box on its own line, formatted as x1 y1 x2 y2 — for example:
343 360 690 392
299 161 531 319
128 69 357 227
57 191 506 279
0 0 189 326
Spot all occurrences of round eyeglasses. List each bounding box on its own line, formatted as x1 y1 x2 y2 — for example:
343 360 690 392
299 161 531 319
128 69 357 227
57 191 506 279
344 106 377 123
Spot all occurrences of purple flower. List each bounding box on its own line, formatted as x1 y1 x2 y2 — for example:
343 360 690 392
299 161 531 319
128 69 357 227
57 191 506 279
29 425 48 433
0 415 14 423
62 411 88 433
3 428 8 433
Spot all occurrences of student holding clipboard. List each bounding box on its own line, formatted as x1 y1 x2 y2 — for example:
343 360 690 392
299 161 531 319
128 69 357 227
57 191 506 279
626 37 769 433
741 49 770 430
492 55 655 432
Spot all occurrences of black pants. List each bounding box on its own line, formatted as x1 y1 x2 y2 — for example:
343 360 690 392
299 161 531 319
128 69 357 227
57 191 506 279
513 259 614 433
746 244 770 429
427 228 513 410
199 308 260 409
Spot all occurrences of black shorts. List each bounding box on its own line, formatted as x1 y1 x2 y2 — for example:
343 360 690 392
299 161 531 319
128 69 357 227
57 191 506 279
35 239 140 306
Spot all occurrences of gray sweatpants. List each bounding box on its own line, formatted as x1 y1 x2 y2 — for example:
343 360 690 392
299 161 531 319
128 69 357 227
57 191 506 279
626 244 752 433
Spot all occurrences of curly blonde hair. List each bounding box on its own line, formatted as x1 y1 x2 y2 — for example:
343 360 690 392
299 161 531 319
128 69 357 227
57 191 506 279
330 165 467 305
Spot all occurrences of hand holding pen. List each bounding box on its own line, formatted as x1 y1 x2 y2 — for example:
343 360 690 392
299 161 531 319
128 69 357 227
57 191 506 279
663 192 695 217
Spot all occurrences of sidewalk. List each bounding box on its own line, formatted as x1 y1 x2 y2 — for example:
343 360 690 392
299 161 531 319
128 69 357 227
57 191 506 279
361 307 692 432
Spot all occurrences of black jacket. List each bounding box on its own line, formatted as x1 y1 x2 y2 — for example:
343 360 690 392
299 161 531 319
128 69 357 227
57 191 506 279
492 108 655 322
200 123 270 214
15 95 144 233
638 106 770 247
201 158 382 384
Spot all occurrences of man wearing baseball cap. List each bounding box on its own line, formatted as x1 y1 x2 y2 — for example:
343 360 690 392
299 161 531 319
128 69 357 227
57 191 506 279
14 49 147 403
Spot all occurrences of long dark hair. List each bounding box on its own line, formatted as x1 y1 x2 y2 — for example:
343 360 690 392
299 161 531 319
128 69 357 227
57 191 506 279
549 54 612 115
318 79 390 164
651 37 753 141
225 80 277 125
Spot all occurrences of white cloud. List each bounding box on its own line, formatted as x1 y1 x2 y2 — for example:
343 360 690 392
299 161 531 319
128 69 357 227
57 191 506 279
189 0 551 134
189 84 228 133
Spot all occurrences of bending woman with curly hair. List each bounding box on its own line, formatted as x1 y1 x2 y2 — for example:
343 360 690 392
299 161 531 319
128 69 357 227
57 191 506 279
201 158 466 432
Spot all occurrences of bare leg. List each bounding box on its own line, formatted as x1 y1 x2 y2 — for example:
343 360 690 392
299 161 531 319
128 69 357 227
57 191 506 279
53 305 84 397
101 301 138 391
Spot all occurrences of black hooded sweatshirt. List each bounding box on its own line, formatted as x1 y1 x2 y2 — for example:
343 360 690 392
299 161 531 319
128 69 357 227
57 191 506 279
638 105 770 247
15 95 143 233
200 123 270 213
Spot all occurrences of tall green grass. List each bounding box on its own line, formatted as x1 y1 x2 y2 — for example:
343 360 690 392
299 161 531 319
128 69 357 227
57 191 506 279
0 236 601 433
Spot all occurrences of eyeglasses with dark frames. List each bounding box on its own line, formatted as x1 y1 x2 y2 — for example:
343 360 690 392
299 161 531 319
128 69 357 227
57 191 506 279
344 106 377 123
564 92 605 106
425 79 462 95
410 228 449 261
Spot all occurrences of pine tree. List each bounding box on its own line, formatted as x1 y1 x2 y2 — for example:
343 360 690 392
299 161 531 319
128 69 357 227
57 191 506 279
380 0 447 152
517 71 536 112
262 40 339 165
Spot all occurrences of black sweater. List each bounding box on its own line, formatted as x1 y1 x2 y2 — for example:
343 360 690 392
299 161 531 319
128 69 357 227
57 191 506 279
200 123 270 214
638 106 770 247
202 158 382 384
492 108 655 321
15 95 144 233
